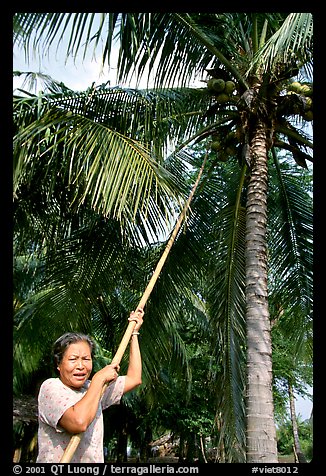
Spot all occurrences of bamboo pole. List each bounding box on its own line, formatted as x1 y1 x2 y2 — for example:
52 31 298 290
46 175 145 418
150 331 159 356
59 154 208 463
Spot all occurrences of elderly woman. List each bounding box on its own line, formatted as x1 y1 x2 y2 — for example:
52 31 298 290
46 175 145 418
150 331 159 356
36 308 144 463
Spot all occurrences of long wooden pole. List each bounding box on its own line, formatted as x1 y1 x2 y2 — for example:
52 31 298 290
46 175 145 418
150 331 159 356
59 154 208 463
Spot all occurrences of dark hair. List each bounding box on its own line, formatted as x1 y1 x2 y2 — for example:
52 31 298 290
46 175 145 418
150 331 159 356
53 332 95 371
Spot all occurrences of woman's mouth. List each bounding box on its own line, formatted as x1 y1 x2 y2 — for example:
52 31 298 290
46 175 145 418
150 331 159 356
73 373 86 380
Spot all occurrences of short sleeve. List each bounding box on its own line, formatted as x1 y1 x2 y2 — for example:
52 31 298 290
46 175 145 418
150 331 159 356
38 378 84 432
101 376 125 410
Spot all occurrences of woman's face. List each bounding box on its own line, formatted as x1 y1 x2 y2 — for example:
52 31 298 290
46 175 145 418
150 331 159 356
57 341 93 390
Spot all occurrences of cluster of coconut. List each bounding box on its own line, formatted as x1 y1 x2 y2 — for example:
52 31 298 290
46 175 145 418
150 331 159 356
287 81 313 121
210 131 238 162
206 78 237 103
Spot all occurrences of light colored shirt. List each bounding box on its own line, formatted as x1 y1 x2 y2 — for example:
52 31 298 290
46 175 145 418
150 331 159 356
36 376 125 463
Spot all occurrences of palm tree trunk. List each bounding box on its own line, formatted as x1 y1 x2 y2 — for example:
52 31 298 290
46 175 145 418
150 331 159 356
245 119 278 463
288 381 307 463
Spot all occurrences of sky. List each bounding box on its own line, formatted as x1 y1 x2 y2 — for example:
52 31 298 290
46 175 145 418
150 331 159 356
292 388 313 422
13 45 202 93
13 43 123 93
13 21 313 422
13 15 202 94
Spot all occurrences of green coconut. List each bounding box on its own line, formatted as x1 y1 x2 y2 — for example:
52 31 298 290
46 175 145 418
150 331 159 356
224 80 236 94
305 97 313 109
216 93 230 104
217 152 228 162
225 131 236 142
289 81 301 93
299 84 311 96
225 145 237 156
303 110 313 121
229 94 240 103
304 86 313 97
207 78 216 91
211 78 226 93
211 141 221 152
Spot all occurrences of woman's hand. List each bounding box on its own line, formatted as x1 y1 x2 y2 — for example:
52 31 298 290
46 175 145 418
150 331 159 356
94 362 120 385
128 308 144 332
59 362 121 433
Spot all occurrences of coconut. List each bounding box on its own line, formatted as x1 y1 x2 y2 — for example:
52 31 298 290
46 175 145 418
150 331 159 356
225 131 236 142
211 78 226 93
216 93 230 104
229 94 240 103
225 145 237 156
207 78 216 91
289 81 301 93
211 141 221 152
217 152 228 162
303 110 313 121
299 84 311 95
304 97 313 109
304 86 313 97
224 80 236 94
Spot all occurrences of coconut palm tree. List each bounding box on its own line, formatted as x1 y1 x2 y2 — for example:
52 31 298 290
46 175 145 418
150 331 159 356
13 12 313 462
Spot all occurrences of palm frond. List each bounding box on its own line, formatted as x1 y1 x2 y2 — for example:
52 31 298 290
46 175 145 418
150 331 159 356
13 85 220 246
13 13 117 67
14 71 72 94
14 106 180 222
14 13 246 89
267 154 313 352
13 197 209 393
202 162 247 461
249 13 313 75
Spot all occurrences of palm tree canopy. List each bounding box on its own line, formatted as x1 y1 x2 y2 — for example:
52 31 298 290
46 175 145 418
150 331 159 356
13 12 313 461
13 13 312 87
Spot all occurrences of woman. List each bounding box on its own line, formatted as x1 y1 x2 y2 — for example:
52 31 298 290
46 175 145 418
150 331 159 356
36 308 144 463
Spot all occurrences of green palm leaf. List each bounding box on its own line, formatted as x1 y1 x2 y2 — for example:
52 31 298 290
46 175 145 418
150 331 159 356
250 13 313 75
267 153 313 352
204 164 247 461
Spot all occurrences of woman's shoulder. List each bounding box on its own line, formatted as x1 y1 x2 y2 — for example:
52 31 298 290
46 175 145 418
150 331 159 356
39 378 91 393
38 378 62 403
40 377 61 387
39 377 62 393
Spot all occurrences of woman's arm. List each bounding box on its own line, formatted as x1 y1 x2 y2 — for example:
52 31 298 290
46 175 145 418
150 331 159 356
123 308 143 393
58 364 119 434
59 308 144 433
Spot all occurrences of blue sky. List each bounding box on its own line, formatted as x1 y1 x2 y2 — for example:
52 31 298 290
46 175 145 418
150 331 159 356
13 43 120 92
292 389 313 421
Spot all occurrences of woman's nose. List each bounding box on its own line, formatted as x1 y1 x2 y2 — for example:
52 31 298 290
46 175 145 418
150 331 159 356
76 359 85 368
